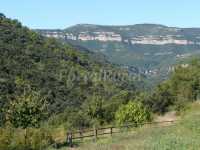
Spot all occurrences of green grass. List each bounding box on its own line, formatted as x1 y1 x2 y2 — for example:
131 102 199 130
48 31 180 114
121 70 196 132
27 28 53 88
48 102 200 150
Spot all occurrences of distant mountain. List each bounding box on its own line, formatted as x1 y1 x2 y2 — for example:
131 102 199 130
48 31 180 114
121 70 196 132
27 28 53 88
36 24 200 81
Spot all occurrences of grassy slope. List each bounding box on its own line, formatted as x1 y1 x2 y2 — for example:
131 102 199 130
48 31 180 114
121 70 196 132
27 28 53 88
49 102 200 150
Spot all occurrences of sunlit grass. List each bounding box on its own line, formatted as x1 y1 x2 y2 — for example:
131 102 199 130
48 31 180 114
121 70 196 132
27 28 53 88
54 102 200 150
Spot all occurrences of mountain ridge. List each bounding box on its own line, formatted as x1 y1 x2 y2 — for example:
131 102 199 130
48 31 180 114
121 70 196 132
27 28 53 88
39 23 200 30
36 23 200 43
36 23 200 83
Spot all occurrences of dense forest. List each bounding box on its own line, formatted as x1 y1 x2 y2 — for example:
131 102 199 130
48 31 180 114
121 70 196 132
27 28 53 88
0 13 139 127
1 13 200 150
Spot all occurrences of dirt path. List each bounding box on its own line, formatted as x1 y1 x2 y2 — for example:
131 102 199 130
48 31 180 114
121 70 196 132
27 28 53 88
155 111 178 122
154 111 179 126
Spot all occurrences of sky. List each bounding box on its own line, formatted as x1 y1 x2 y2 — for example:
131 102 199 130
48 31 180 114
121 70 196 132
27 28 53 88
1 0 200 29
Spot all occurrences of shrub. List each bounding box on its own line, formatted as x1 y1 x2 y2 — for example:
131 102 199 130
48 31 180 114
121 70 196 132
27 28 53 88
0 126 13 150
0 127 53 150
26 128 53 150
6 90 48 129
174 96 190 115
115 101 152 125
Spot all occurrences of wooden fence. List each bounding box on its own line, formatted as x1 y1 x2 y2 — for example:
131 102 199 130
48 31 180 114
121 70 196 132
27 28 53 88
64 120 177 147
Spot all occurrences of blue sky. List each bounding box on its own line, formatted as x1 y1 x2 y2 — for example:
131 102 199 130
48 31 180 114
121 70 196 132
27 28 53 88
1 0 199 29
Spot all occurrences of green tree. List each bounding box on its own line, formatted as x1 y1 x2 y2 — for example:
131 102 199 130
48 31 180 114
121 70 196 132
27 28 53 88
149 82 174 114
6 90 48 128
82 95 105 126
115 101 151 125
5 90 48 148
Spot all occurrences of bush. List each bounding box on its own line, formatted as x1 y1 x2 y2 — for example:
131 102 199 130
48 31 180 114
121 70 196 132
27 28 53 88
174 97 190 115
0 126 53 150
0 126 13 150
26 128 53 150
115 101 152 125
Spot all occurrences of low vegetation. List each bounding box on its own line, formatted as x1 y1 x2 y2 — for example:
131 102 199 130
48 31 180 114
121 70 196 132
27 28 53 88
115 101 152 125
66 103 200 150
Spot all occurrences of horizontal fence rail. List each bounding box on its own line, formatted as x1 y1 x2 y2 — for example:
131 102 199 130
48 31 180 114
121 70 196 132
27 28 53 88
63 120 178 147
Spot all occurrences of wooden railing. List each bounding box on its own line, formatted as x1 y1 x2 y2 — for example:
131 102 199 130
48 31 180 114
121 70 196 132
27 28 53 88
64 120 177 147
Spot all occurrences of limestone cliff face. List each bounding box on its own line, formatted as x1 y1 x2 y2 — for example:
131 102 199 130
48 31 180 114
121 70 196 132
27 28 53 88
39 30 122 42
129 35 194 45
39 30 195 45
36 24 200 45
78 32 122 42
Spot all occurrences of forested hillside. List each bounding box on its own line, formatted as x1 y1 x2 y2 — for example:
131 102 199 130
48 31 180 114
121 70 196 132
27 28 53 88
0 13 138 128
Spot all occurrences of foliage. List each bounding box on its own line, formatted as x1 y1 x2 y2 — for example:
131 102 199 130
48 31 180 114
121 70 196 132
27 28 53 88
147 82 174 114
82 95 106 126
0 13 136 127
115 101 151 125
6 90 48 128
68 103 200 150
141 58 200 114
0 126 53 150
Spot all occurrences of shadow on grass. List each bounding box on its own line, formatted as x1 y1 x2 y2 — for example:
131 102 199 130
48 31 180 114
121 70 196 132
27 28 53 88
52 141 80 149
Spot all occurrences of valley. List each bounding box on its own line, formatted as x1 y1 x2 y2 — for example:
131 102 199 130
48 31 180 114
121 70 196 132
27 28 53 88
1 10 200 150
36 24 200 82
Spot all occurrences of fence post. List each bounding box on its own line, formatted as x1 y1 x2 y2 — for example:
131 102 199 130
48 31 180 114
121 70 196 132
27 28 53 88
93 126 97 142
67 132 73 147
70 132 73 147
66 132 68 144
110 127 113 136
79 128 83 141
